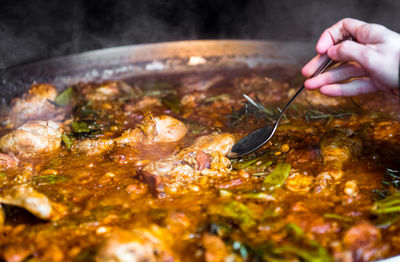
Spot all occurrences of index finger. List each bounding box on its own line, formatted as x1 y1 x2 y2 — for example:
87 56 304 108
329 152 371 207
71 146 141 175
316 18 366 54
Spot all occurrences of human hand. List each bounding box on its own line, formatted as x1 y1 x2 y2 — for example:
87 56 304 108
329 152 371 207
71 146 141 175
302 18 400 96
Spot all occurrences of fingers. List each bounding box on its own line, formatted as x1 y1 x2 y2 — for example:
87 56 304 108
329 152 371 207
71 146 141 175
305 62 367 90
316 18 367 53
327 40 374 70
302 54 330 77
319 78 379 96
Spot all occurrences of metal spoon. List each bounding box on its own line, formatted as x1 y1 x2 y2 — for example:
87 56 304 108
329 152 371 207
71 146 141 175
228 57 334 158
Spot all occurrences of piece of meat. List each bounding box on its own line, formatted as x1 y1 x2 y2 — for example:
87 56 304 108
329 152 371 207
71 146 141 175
195 150 212 170
8 84 64 126
140 133 235 197
114 128 147 146
286 148 317 167
96 226 177 262
137 169 164 197
179 133 235 156
71 139 114 156
0 185 63 220
0 153 19 169
150 115 188 143
140 159 194 197
82 82 121 101
202 234 232 262
124 96 161 112
319 128 362 181
10 84 57 126
0 120 62 157
342 221 389 262
180 92 207 108
285 172 314 192
115 114 187 146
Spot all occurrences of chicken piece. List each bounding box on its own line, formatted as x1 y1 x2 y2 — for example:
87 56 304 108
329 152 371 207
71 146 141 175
202 234 232 262
180 133 235 156
83 82 121 101
124 96 161 112
8 84 63 126
285 172 314 192
342 221 389 261
319 128 362 180
181 92 206 108
72 139 114 156
114 128 147 146
0 185 63 220
0 153 19 169
115 114 187 146
0 120 62 157
96 226 177 262
139 133 235 197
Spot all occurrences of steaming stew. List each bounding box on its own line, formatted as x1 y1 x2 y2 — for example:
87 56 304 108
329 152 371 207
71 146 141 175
0 70 400 262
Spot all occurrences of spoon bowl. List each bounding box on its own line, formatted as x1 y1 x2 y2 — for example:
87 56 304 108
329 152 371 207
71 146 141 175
228 58 333 158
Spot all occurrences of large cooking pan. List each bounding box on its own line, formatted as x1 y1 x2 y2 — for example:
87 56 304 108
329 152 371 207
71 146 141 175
0 40 397 261
0 40 314 104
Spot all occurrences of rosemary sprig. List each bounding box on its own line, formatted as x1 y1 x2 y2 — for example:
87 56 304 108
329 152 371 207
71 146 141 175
383 168 400 189
242 94 283 122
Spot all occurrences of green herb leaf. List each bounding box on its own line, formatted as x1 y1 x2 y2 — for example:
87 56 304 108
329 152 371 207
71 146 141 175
33 174 68 185
161 93 182 113
375 213 400 228
54 87 74 107
208 201 256 230
61 133 75 150
263 163 291 190
202 93 229 103
323 213 354 223
71 121 90 133
273 223 333 262
373 192 400 214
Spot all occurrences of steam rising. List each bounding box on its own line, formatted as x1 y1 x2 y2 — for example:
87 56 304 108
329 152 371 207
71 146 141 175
0 0 399 69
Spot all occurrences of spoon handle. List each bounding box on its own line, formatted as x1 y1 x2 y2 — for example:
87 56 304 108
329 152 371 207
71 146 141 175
276 57 334 122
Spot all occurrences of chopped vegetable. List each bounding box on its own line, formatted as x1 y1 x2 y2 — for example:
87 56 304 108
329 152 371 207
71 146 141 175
70 121 102 138
202 93 229 103
208 201 257 230
372 192 400 214
272 223 333 262
263 163 291 191
54 87 74 106
375 213 400 228
323 213 354 223
161 93 182 113
241 192 275 200
33 174 68 185
61 133 75 150
231 152 274 172
71 121 90 133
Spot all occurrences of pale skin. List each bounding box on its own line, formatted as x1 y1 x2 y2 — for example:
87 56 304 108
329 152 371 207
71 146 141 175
302 18 400 96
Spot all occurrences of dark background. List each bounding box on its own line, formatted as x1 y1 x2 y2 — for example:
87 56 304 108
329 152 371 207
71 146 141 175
0 0 399 69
